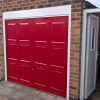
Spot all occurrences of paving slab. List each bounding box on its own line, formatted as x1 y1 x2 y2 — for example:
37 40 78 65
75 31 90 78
0 87 14 96
12 85 25 91
54 96 67 100
29 89 41 96
20 95 42 100
9 91 28 100
38 92 56 100
0 81 16 88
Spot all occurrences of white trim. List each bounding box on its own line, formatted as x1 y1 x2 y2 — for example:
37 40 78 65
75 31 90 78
83 8 100 13
80 8 100 100
3 5 71 19
67 9 71 100
3 5 71 100
3 17 7 81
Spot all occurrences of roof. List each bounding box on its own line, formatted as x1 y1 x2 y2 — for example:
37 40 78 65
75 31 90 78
84 1 98 9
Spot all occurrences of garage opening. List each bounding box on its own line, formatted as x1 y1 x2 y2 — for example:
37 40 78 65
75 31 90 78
3 6 71 99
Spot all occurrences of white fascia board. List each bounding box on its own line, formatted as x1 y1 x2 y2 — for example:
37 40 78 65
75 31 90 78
3 5 71 19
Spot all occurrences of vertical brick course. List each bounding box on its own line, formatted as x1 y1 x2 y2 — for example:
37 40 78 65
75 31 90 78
0 0 84 99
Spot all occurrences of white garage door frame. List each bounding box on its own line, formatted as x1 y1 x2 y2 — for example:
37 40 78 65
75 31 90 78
3 5 71 100
80 8 100 100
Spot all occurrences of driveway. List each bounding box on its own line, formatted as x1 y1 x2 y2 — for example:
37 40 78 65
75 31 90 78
0 81 66 100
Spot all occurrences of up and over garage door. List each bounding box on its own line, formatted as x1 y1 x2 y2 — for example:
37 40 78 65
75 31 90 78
5 16 68 97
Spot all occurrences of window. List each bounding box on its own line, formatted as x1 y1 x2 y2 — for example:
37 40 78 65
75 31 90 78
91 27 95 50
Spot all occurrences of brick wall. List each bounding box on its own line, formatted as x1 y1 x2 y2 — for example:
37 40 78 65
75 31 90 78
0 0 84 99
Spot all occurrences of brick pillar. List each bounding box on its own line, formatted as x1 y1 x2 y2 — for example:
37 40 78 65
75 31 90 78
0 1 4 81
70 0 84 99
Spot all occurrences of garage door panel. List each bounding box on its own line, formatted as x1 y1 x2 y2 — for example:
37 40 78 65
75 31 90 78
35 19 48 41
17 20 30 40
50 18 68 41
35 42 48 63
6 20 17 39
51 24 65 41
7 39 17 58
19 60 33 84
19 40 31 60
50 71 65 90
7 58 18 80
50 65 66 92
34 62 48 87
50 42 66 66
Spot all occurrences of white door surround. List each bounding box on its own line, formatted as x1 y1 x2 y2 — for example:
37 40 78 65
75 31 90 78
80 9 100 100
3 5 71 100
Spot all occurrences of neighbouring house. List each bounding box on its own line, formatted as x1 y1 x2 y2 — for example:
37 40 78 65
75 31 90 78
0 0 100 100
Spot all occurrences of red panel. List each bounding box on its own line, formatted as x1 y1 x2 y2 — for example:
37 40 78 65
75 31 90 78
17 19 32 85
6 20 19 81
19 60 33 86
30 18 49 89
49 16 68 97
6 16 68 97
7 58 18 81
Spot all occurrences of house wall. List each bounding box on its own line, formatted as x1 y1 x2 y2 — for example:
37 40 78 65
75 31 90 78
0 0 84 99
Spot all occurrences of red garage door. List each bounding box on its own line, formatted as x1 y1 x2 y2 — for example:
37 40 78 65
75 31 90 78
5 16 68 97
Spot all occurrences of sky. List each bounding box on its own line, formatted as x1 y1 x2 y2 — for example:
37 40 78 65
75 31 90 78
86 0 100 8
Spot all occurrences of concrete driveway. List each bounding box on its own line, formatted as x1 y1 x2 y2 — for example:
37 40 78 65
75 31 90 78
0 81 66 100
